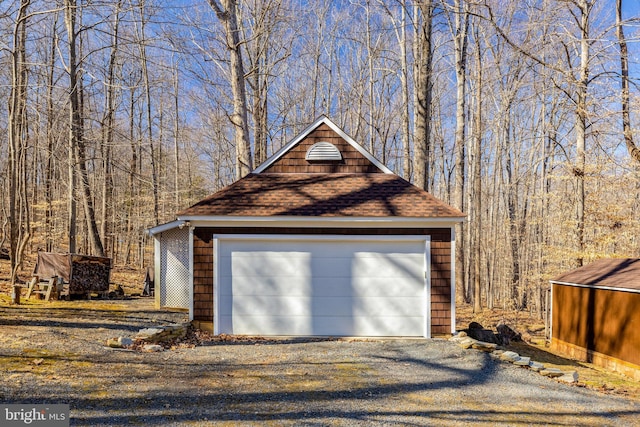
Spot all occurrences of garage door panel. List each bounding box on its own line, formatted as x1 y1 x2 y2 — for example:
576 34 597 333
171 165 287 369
351 297 423 316
224 252 310 278
216 237 428 337
352 255 424 278
221 276 312 297
224 314 425 337
223 315 311 336
230 296 312 317
351 316 424 336
353 278 422 297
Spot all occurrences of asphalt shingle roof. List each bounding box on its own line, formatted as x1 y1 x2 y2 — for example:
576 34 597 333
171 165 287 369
551 258 640 292
178 173 464 218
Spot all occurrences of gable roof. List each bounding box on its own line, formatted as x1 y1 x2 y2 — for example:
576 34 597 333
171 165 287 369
550 258 640 294
254 116 393 174
169 116 464 226
177 173 464 219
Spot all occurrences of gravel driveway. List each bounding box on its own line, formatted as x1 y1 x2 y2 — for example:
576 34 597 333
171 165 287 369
1 299 639 426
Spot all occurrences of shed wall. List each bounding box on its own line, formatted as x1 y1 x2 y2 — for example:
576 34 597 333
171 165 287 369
193 227 452 335
552 283 640 367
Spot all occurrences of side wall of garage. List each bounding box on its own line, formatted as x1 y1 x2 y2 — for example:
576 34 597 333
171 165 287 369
192 227 453 335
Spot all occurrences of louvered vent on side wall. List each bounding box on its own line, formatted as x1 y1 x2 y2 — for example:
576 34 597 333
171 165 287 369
305 141 342 161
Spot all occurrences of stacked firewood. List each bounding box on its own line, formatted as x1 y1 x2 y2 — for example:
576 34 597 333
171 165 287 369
69 260 111 294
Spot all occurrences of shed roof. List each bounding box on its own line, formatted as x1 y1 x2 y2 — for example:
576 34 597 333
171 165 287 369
177 173 464 219
550 258 640 293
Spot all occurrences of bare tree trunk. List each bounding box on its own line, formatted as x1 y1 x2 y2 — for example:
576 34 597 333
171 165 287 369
616 0 639 163
45 12 59 253
173 55 181 209
413 0 433 191
125 84 138 265
101 0 121 256
471 25 482 313
366 0 376 155
208 0 253 178
400 2 411 180
449 0 469 302
574 0 590 267
65 0 104 257
135 0 160 224
7 0 31 284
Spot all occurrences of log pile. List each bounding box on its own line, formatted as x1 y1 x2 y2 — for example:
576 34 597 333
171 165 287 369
34 252 111 296
69 257 111 294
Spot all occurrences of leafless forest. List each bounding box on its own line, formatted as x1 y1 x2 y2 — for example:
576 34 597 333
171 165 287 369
1 0 639 315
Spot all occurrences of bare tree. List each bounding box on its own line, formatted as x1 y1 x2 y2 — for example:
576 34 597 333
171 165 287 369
413 0 434 191
208 0 253 178
379 0 412 180
64 0 104 257
100 0 122 256
446 0 470 301
616 0 639 163
7 0 31 284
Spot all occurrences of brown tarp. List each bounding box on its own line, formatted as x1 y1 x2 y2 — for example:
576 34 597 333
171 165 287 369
34 252 72 282
33 252 111 294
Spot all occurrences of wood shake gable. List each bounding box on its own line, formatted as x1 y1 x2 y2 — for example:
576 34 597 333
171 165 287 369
259 122 383 174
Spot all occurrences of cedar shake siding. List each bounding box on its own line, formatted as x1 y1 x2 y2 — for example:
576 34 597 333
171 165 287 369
262 123 382 174
193 227 453 334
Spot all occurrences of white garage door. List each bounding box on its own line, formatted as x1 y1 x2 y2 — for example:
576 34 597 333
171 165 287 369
214 235 430 337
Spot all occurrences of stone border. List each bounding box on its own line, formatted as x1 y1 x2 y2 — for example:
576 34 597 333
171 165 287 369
450 332 579 384
106 323 190 352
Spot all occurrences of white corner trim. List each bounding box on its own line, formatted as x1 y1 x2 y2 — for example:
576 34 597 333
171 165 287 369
425 236 432 339
213 236 220 335
549 284 553 340
188 226 194 321
154 236 161 309
252 116 393 174
450 226 456 334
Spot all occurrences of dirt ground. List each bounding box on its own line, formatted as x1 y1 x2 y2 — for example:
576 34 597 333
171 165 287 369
1 298 639 426
1 256 639 404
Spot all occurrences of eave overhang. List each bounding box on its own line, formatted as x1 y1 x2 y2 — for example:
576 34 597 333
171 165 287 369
177 215 465 229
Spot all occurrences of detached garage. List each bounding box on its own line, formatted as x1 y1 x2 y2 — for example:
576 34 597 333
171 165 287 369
150 116 464 337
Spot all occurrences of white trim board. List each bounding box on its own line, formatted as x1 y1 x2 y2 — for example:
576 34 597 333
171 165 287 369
450 226 456 334
181 216 464 229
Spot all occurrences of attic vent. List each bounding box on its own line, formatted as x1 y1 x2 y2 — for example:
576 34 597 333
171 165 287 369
305 141 342 161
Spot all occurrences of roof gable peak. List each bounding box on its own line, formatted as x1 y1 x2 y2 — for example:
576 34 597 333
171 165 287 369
253 116 393 174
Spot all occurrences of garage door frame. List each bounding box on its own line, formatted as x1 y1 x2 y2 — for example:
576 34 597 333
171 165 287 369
213 234 432 337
